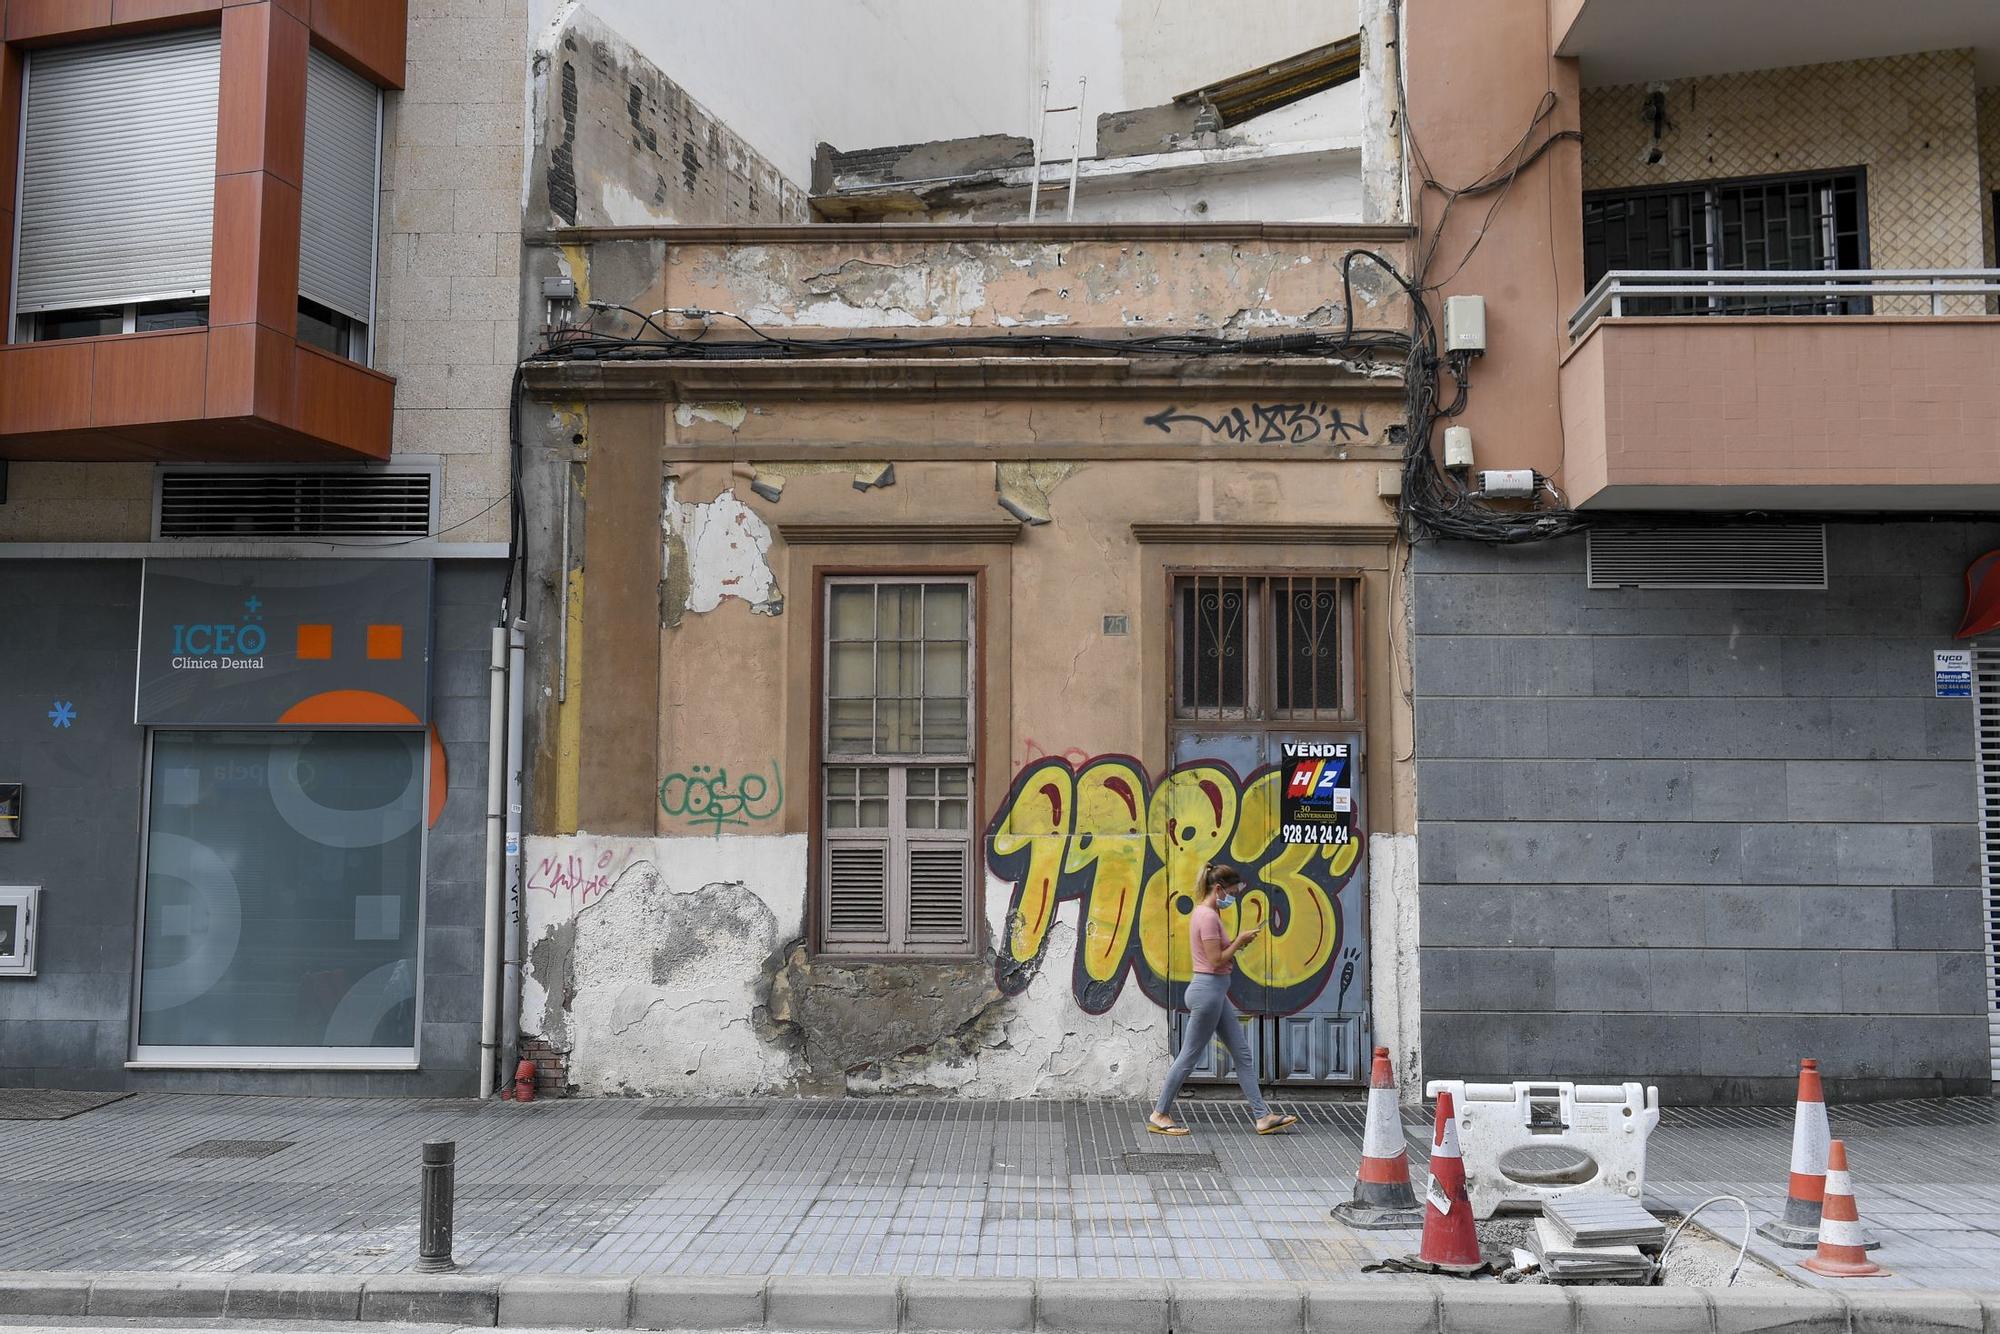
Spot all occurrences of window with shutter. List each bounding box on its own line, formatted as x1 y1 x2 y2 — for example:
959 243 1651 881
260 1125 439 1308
820 579 976 955
13 28 222 341
299 47 382 362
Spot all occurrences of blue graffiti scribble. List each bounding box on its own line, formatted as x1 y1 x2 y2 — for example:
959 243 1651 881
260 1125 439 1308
47 700 76 729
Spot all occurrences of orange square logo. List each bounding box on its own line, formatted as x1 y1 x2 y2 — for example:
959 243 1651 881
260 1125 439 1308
366 625 404 660
296 624 333 660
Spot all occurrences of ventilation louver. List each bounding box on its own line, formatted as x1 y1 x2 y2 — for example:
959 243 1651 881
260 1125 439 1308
157 469 433 541
1586 525 1826 590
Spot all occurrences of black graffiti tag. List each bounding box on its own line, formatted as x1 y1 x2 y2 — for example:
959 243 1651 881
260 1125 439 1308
1144 402 1369 444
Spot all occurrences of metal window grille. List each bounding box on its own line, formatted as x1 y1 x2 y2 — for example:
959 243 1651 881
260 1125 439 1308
821 579 975 954
155 468 435 541
1974 642 2000 1082
1583 169 1868 316
1586 526 1827 590
1175 574 1356 722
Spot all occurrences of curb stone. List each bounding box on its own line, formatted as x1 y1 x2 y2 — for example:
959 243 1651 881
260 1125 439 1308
0 1272 1994 1331
359 1273 502 1325
224 1274 366 1321
87 1274 231 1319
630 1275 766 1331
499 1274 635 1328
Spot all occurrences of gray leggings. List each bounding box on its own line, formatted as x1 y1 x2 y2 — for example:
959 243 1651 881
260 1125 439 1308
1154 972 1269 1118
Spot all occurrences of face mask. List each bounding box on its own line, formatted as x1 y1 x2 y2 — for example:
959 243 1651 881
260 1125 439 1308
1217 892 1237 909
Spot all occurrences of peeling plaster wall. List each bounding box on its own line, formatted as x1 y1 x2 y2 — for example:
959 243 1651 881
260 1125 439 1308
522 833 1170 1097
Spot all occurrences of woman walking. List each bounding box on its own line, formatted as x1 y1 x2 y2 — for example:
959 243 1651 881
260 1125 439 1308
1147 862 1299 1137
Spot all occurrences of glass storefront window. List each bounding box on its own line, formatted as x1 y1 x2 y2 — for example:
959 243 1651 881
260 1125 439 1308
136 730 424 1063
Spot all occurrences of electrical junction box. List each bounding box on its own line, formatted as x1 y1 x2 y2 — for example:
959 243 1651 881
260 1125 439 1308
1479 469 1536 499
1445 294 1487 353
1444 425 1474 471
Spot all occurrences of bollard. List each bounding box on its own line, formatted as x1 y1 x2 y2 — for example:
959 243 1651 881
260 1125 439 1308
416 1140 457 1272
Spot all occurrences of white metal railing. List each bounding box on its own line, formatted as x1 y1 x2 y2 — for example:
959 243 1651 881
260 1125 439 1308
1569 269 2000 340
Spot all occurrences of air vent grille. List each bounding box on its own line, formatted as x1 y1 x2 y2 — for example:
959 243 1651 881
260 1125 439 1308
1586 525 1826 590
158 470 433 540
1973 641 2000 1083
906 843 970 942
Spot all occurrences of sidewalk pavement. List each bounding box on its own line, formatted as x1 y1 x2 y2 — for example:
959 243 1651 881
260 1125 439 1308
0 1090 1994 1295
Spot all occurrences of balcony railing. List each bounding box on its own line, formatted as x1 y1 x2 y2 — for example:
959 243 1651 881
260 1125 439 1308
1569 269 2000 340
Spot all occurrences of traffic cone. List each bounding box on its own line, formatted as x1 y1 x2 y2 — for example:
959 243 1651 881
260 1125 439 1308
1801 1140 1886 1278
1416 1089 1482 1272
1756 1057 1832 1248
1331 1047 1423 1229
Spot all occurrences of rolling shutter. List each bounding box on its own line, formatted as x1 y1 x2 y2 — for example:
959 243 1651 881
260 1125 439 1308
15 29 221 315
299 47 381 325
1974 642 2000 1082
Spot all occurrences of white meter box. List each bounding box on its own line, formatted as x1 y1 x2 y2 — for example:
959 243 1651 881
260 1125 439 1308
0 886 39 978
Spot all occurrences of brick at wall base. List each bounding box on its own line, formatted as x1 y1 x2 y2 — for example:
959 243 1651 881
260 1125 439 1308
518 1038 571 1098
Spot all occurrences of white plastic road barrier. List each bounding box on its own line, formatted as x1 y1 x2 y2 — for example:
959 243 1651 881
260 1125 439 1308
1423 1079 1661 1219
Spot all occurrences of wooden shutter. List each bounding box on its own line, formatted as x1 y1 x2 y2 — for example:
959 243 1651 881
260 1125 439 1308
904 841 971 947
824 839 890 946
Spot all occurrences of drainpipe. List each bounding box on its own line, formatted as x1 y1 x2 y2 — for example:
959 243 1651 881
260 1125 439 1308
500 620 527 1073
477 623 508 1098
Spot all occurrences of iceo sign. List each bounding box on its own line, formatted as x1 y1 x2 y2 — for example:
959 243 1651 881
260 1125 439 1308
1279 740 1353 847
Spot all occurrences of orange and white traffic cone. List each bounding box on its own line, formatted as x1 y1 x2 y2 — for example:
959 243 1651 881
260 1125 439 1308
1801 1140 1886 1278
1756 1057 1832 1248
1416 1089 1483 1272
1331 1047 1423 1229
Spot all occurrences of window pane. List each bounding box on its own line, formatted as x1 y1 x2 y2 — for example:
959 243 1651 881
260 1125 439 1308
829 644 873 698
908 800 936 830
921 700 967 753
859 768 889 796
858 798 889 828
939 767 969 797
136 298 208 332
880 640 921 698
829 700 872 752
909 768 935 796
1178 580 1248 711
830 586 874 639
827 800 856 829
938 799 968 830
922 643 967 697
139 731 422 1051
881 585 922 638
923 585 968 638
877 700 921 753
39 306 121 340
827 768 856 796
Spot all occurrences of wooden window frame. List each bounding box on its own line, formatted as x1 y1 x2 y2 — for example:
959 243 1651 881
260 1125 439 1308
813 569 982 959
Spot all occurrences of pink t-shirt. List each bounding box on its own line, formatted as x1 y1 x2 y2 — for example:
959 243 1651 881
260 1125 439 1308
1190 903 1230 975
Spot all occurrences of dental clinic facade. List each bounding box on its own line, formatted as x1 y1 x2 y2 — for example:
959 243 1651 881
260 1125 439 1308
0 0 526 1093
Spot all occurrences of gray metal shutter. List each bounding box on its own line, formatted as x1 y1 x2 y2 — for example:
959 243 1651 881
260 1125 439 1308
1974 641 2000 1082
299 47 381 325
15 28 221 315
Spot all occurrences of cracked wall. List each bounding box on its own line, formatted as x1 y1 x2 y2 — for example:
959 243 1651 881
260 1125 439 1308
522 832 1170 1097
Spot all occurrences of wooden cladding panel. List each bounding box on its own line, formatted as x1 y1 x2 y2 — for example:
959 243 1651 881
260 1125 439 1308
216 0 306 184
293 342 392 460
110 0 229 26
307 0 403 88
0 342 93 433
93 330 209 426
209 170 301 334
5 0 116 41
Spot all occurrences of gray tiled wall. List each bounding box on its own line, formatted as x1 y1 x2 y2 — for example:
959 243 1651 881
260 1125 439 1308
0 559 505 1096
1413 523 1995 1102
